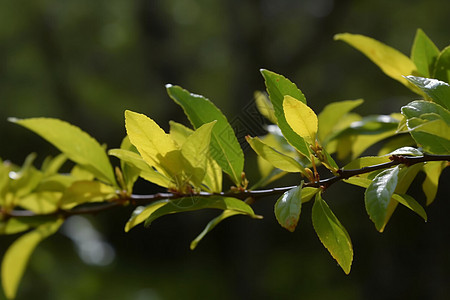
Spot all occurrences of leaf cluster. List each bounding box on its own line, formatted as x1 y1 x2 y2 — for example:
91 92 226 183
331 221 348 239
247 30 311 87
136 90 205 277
1 29 449 299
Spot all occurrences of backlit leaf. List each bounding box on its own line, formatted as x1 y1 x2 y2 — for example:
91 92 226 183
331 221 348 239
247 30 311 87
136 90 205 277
9 118 116 186
125 110 183 180
422 161 447 205
1 219 63 300
59 181 117 209
312 193 353 274
109 149 172 188
190 210 243 250
433 46 450 83
144 196 261 227
166 85 244 186
391 194 427 221
260 69 310 156
181 121 216 188
274 183 303 232
124 200 169 232
410 29 440 77
335 33 419 93
246 136 306 174
255 91 277 124
318 99 364 141
283 95 318 144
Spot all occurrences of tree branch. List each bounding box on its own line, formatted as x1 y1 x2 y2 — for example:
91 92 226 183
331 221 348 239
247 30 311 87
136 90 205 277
4 154 449 219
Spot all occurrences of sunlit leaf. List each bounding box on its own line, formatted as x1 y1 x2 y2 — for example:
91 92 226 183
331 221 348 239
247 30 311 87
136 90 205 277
410 29 440 77
391 194 427 221
109 149 172 188
19 191 60 214
312 193 353 274
364 165 400 231
334 33 420 93
124 200 169 232
387 147 423 156
405 76 450 109
433 46 450 83
125 110 183 180
274 183 303 232
1 219 63 300
255 91 277 124
317 99 364 141
9 118 116 186
144 196 261 227
246 136 306 174
59 181 117 209
181 121 216 188
166 85 244 185
260 69 310 157
190 210 243 250
283 95 318 145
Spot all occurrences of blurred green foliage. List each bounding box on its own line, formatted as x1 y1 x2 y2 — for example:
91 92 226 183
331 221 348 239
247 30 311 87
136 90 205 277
1 0 449 299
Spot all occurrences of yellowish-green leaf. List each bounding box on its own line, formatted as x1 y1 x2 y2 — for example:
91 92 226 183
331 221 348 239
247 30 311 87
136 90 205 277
181 121 216 188
19 192 61 214
125 110 183 179
124 200 169 232
312 193 353 274
1 219 63 300
411 29 440 77
109 149 172 188
190 210 243 250
9 118 116 186
283 95 318 144
318 99 364 141
422 161 447 205
334 33 419 93
59 181 117 209
246 136 306 174
169 121 194 146
392 194 427 221
255 91 277 124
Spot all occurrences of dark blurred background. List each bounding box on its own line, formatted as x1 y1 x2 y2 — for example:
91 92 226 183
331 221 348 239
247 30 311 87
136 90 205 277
1 0 449 299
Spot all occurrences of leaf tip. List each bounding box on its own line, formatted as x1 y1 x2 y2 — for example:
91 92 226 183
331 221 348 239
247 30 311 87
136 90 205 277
7 117 19 123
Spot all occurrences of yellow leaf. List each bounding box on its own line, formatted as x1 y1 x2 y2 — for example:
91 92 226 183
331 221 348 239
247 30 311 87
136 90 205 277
125 110 183 179
2 220 63 299
335 33 420 92
283 95 318 144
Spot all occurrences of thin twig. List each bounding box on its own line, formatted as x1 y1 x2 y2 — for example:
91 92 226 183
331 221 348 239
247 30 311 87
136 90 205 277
4 154 449 219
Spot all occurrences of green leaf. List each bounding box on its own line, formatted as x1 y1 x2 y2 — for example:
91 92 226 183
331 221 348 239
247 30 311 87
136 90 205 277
391 194 427 221
402 100 450 123
124 110 183 180
274 183 303 232
405 76 450 109
410 118 450 140
108 149 172 188
124 200 169 232
1 219 63 300
300 187 320 203
312 193 353 274
169 121 194 146
410 29 440 77
422 161 447 205
343 156 391 170
190 210 243 250
181 121 216 188
19 191 60 214
317 99 364 141
364 166 400 231
260 69 310 157
246 136 306 174
166 85 244 186
9 118 116 186
254 91 277 124
144 196 261 227
283 95 318 145
59 181 117 209
335 33 419 93
433 46 450 83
